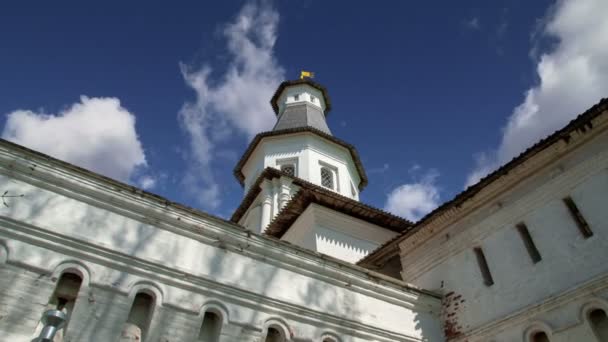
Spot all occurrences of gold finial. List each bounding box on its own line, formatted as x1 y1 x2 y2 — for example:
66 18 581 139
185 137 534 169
300 70 315 79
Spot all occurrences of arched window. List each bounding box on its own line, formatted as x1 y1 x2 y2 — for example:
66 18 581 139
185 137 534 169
532 331 550 342
198 311 222 342
265 327 285 342
321 167 334 189
121 292 155 342
589 308 608 340
35 272 83 340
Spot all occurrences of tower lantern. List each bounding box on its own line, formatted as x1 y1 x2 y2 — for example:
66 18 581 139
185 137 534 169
233 78 367 234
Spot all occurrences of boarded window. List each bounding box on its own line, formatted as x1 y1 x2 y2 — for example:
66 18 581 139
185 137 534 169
198 311 222 342
321 167 334 189
532 331 550 342
280 164 295 177
563 196 593 238
516 223 542 263
121 292 155 342
590 309 608 341
473 247 494 286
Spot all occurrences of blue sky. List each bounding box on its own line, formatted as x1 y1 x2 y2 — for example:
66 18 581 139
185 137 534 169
1 0 607 220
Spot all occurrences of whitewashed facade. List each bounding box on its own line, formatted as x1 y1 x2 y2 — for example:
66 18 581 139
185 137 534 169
0 138 442 341
1 77 607 342
361 98 608 341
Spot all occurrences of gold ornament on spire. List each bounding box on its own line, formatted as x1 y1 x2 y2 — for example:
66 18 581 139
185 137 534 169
300 70 315 79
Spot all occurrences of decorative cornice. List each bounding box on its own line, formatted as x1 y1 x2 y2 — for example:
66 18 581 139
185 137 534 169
0 217 432 342
231 168 412 237
0 138 437 307
232 127 368 190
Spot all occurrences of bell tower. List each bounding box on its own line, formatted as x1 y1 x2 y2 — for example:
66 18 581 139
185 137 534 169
233 77 368 233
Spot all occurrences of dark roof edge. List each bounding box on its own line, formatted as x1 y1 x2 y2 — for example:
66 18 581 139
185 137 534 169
270 79 332 115
0 138 437 298
359 97 608 267
233 127 368 190
231 167 412 235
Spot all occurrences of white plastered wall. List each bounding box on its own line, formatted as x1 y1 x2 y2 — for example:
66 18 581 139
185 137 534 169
276 84 327 115
283 204 398 263
241 132 362 200
0 142 442 342
398 118 608 341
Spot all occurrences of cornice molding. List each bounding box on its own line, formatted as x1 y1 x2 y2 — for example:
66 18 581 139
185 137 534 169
399 112 608 260
0 140 438 308
401 147 608 281
0 216 432 342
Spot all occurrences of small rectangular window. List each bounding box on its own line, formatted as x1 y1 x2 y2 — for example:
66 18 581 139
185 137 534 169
473 247 494 286
321 167 334 189
294 94 299 101
310 95 316 103
280 164 295 177
563 196 593 238
516 223 542 263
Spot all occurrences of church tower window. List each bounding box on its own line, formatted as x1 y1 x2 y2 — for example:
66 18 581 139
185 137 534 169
321 167 334 189
280 164 295 177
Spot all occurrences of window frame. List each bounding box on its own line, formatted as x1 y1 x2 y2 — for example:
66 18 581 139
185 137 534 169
563 196 593 238
473 247 494 286
319 162 339 191
276 158 298 177
516 222 542 264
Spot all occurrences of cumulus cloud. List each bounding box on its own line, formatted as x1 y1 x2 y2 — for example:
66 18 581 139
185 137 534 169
465 0 608 188
384 168 441 221
178 1 284 209
2 96 147 182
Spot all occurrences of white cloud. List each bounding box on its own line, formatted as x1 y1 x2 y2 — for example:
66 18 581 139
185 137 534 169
466 0 608 188
2 96 147 182
178 1 284 209
138 175 157 190
384 169 440 221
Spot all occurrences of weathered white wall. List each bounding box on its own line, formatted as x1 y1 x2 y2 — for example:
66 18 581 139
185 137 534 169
283 204 398 263
0 142 442 342
241 132 362 200
399 117 608 341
